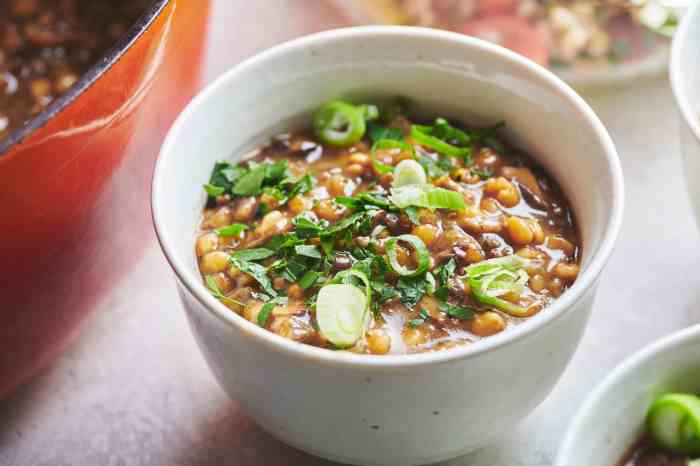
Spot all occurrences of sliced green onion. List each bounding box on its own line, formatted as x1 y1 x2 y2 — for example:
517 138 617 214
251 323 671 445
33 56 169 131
647 393 700 455
358 104 379 121
465 255 526 279
404 206 420 225
393 159 427 187
469 284 529 316
411 124 471 159
432 118 471 145
332 269 372 306
216 223 248 237
389 184 466 210
316 284 368 347
465 255 531 316
313 100 366 147
385 234 430 277
479 269 528 298
371 139 415 174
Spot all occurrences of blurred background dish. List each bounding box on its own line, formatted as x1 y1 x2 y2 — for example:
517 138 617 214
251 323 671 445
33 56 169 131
332 0 687 87
671 0 700 228
0 0 211 398
554 325 700 466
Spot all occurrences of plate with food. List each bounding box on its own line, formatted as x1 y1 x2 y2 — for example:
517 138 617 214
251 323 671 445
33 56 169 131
332 0 687 86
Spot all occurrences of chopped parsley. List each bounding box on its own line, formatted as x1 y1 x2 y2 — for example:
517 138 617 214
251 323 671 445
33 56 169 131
230 257 277 297
204 183 225 197
230 248 276 261
216 223 248 237
396 274 431 308
439 302 475 320
197 99 553 353
258 296 288 327
205 276 244 307
367 122 404 143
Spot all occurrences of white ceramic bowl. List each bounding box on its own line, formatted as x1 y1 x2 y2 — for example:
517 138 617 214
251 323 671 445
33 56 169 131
555 325 700 466
152 27 623 466
671 0 700 226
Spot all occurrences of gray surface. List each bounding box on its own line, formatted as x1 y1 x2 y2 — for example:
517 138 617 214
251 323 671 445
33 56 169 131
2 1 700 465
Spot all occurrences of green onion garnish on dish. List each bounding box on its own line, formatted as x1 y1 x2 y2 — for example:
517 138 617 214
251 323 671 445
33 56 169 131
371 138 415 174
313 100 367 147
410 119 471 159
389 184 466 210
195 97 582 355
465 255 531 316
316 283 369 348
393 159 427 187
385 234 430 277
647 393 700 455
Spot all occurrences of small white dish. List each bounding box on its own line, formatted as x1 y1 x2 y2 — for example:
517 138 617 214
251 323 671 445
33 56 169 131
555 325 700 466
671 0 700 227
152 27 623 466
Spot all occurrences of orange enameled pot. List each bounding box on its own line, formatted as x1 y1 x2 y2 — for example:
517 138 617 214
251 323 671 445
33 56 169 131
0 0 211 398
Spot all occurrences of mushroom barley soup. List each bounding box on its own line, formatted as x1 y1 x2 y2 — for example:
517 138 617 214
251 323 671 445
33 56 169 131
617 393 700 466
0 0 151 139
195 100 581 355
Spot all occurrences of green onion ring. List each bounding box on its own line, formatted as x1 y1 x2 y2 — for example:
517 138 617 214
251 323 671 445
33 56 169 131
371 139 415 174
316 284 368 348
647 393 700 455
393 159 427 187
467 277 531 317
411 124 471 158
333 269 372 309
385 234 430 277
313 100 366 147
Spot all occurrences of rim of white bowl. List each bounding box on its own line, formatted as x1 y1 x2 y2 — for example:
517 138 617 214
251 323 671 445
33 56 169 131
152 26 624 369
555 324 700 465
671 0 700 145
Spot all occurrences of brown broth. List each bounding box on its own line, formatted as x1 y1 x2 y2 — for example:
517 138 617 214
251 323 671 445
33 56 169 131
195 116 581 355
0 0 151 139
618 437 689 466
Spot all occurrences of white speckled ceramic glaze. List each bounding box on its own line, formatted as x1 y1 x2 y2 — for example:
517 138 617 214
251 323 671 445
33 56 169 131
672 1 700 227
555 325 700 466
152 27 623 466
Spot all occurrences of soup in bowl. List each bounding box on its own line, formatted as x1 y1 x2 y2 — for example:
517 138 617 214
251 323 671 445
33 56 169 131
195 98 581 355
153 27 623 465
555 326 700 466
